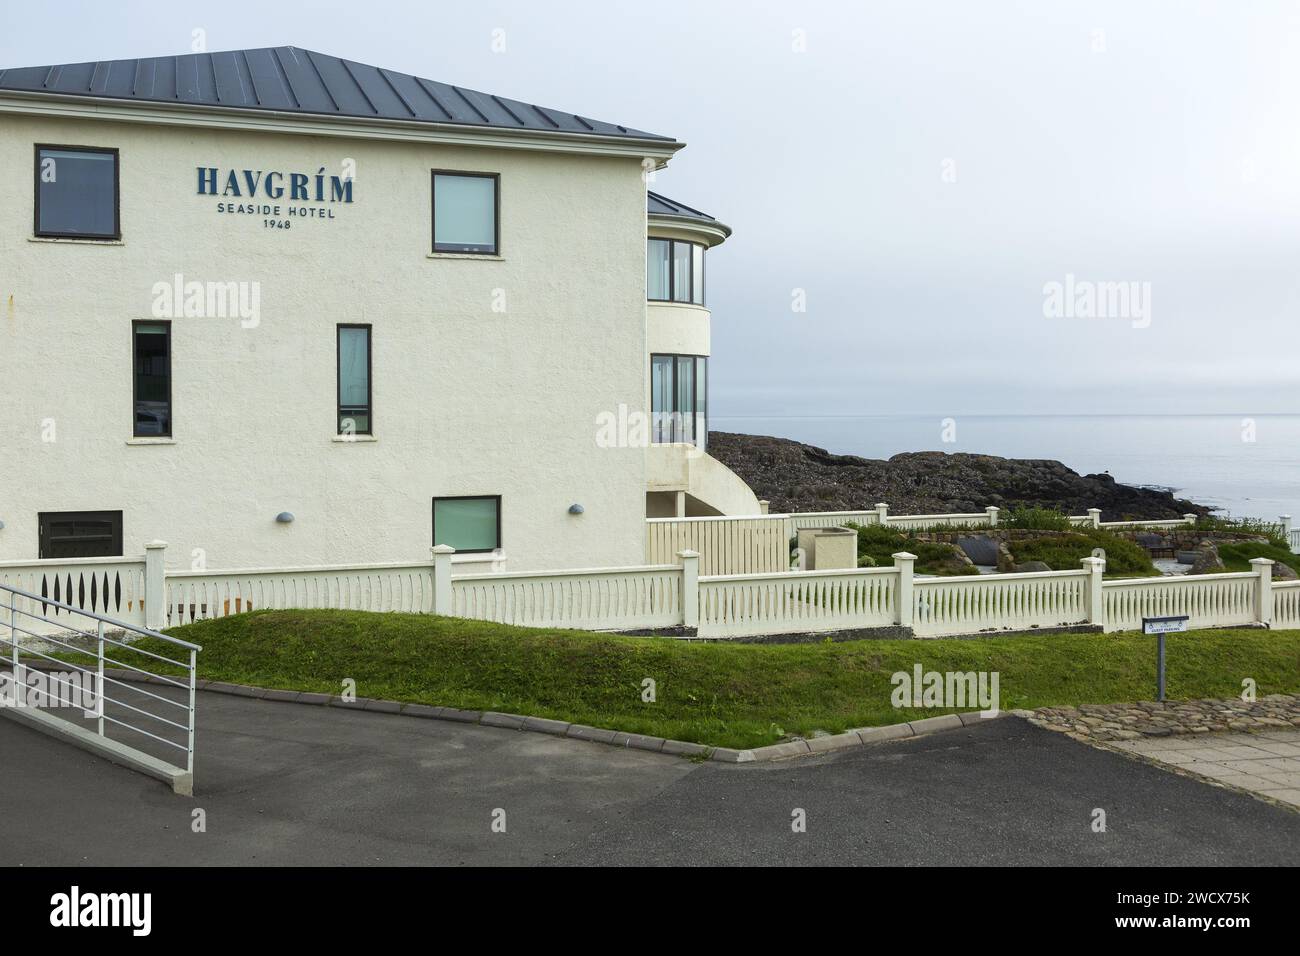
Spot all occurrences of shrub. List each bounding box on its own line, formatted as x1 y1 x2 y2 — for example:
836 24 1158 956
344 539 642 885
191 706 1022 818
1194 515 1289 550
1008 530 1154 576
1214 541 1300 575
845 523 977 576
1003 507 1075 532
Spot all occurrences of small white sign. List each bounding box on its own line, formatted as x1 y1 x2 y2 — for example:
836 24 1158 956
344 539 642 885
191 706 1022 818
1143 616 1189 635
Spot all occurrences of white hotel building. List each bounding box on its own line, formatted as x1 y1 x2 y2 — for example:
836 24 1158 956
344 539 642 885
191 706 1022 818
0 46 761 574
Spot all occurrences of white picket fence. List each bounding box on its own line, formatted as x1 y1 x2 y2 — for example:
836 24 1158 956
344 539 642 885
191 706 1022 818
648 504 1216 577
1 542 1293 643
0 557 147 633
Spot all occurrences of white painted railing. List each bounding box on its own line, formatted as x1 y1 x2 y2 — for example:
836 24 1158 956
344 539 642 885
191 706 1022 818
1273 581 1300 628
914 570 1091 638
646 514 790 576
787 511 880 532
887 512 990 530
1103 573 1259 632
0 557 147 632
698 567 896 638
1099 518 1195 530
450 565 683 630
166 561 435 624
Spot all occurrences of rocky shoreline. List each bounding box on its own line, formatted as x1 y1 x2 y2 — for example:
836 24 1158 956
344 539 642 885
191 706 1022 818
707 431 1211 521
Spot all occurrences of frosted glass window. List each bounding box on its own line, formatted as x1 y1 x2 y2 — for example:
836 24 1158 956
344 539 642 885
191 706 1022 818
434 497 500 552
433 173 498 253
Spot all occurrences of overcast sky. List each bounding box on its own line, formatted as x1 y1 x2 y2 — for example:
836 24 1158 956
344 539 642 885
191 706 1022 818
5 0 1298 417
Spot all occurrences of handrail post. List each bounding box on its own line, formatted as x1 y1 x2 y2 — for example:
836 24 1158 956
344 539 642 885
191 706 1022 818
96 619 105 736
1251 558 1274 627
893 552 916 628
875 502 889 526
144 540 168 630
432 545 455 615
1087 508 1102 529
1082 557 1106 631
9 596 18 703
679 550 700 628
188 647 197 775
1183 513 1198 528
985 506 999 528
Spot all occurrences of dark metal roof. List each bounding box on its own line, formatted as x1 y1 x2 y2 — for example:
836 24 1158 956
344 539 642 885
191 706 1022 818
647 190 730 237
0 46 673 142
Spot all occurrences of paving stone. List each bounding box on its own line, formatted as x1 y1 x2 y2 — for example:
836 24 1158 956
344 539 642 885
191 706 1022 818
400 703 444 718
855 723 914 745
661 739 712 758
480 712 525 730
521 716 570 736
438 708 482 723
806 732 862 753
749 740 812 760
565 724 619 744
907 714 964 736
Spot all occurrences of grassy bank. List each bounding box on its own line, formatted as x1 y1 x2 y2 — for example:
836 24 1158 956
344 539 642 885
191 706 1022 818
106 610 1300 750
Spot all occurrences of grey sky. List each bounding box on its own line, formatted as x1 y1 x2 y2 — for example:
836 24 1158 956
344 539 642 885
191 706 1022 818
5 0 1297 417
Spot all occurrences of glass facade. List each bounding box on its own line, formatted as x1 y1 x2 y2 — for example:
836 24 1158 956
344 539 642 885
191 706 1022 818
647 239 706 304
433 173 498 253
650 353 708 449
433 496 501 552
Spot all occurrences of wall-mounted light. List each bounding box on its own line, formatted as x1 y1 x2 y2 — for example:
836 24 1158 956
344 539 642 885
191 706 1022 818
276 512 295 524
568 503 585 515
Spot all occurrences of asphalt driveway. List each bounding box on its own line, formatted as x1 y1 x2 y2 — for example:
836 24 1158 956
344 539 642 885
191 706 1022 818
1 691 1297 866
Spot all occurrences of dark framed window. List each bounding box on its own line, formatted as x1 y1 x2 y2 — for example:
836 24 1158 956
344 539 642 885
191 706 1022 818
651 353 708 450
432 171 499 254
38 511 123 559
337 324 372 435
647 239 705 305
133 321 171 437
433 495 501 553
34 145 120 239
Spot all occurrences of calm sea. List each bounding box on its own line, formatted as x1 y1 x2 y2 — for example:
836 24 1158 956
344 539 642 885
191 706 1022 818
710 414 1300 522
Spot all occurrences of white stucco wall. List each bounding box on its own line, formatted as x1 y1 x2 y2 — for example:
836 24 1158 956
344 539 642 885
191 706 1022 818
0 111 652 572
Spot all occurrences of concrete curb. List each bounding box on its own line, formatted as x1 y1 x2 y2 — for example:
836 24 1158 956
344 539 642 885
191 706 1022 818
10 660 1006 765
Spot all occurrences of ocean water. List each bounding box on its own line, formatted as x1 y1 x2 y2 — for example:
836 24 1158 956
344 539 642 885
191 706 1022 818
709 414 1300 522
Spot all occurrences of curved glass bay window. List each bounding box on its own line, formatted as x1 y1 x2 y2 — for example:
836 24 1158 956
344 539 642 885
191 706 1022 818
651 354 708 449
647 239 705 304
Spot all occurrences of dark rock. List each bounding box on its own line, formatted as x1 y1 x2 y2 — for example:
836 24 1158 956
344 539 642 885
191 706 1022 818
708 432 1211 519
1189 541 1225 575
958 535 1001 565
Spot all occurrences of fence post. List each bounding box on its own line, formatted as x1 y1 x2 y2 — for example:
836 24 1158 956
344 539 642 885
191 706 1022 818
875 502 889 526
1081 557 1106 631
1183 514 1198 527
144 540 167 630
986 506 999 527
1279 515 1291 542
679 549 700 628
893 551 916 629
432 545 455 615
1087 508 1102 529
1251 557 1274 627
758 499 770 515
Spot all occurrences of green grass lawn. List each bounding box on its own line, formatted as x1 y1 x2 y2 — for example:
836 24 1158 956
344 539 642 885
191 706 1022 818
84 609 1300 750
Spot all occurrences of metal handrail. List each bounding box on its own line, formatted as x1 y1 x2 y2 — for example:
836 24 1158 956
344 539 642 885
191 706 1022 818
1 581 200 779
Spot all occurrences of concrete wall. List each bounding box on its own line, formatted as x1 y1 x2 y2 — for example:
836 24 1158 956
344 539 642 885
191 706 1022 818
0 112 651 572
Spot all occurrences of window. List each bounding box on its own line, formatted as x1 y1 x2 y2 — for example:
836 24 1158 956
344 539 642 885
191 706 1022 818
432 172 499 254
337 325 372 435
650 354 708 450
647 239 706 305
35 145 120 239
133 321 171 437
433 496 501 553
38 511 123 559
